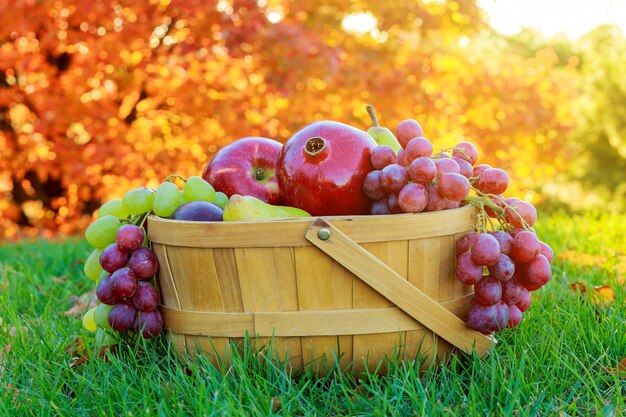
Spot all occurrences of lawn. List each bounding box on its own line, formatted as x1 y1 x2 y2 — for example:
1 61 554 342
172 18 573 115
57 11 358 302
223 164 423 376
1 211 625 416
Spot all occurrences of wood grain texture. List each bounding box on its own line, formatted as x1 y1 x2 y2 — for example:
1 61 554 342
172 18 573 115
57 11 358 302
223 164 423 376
160 295 473 337
353 242 402 373
328 258 354 371
269 247 303 371
305 218 493 356
163 246 232 363
234 247 282 363
405 237 440 366
295 246 343 375
152 243 188 357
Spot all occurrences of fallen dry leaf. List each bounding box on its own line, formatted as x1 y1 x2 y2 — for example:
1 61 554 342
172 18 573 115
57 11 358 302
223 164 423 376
65 336 86 358
64 291 98 317
602 357 626 379
271 396 282 413
70 344 118 369
569 282 617 306
570 282 587 294
590 285 615 305
65 336 116 368
52 276 67 285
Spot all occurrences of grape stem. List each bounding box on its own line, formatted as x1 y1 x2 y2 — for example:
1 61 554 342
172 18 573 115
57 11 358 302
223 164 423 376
166 174 187 183
137 211 150 230
465 186 532 232
432 147 457 159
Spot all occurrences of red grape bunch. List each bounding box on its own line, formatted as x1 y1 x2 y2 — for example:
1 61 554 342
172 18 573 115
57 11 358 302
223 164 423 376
456 181 554 334
82 185 166 343
363 118 476 215
96 224 164 339
360 108 554 335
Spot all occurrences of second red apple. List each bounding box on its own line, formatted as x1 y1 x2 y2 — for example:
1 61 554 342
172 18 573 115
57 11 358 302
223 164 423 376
202 137 283 205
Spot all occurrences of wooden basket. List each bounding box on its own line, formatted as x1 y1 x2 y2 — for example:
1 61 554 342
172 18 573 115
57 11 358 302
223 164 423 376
147 205 493 374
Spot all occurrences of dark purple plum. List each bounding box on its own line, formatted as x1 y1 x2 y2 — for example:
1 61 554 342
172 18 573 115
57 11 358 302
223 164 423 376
170 201 224 221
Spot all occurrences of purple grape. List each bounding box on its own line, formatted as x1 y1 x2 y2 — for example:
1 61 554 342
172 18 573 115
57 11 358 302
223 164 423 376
456 232 476 257
452 157 474 178
110 267 138 299
515 254 551 291
466 301 497 334
135 309 163 339
470 233 501 266
489 230 513 255
96 274 118 305
362 170 387 200
397 183 428 213
507 305 523 328
539 241 554 263
379 164 408 193
516 288 532 312
116 224 145 252
488 254 515 281
502 278 524 305
128 247 160 280
387 192 402 214
370 198 392 215
370 145 397 170
407 156 436 184
404 137 433 162
492 301 510 332
444 199 461 210
510 231 540 263
108 302 137 331
170 201 223 221
132 281 159 312
425 183 447 212
455 252 483 285
474 276 502 306
452 141 478 165
99 243 130 273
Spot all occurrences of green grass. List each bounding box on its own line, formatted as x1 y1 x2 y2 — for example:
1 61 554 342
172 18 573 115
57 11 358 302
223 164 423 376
1 212 625 416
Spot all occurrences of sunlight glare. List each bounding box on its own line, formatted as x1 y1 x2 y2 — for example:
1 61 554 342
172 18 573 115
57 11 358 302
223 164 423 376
266 7 284 24
342 12 377 35
479 0 626 39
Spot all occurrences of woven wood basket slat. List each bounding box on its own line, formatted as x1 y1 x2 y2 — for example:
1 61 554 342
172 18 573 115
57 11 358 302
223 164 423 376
147 205 493 374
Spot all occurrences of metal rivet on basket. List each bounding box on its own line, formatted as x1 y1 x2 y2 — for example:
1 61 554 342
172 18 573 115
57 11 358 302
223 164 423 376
318 227 331 240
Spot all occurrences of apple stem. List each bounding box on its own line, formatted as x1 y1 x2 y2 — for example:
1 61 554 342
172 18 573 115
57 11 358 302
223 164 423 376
366 104 380 128
254 168 265 181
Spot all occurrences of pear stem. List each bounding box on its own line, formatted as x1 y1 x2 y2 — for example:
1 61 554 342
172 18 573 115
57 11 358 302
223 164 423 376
366 104 380 128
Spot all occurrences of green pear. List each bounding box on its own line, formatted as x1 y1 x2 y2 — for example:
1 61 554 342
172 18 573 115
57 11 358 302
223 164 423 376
223 195 311 221
366 104 402 153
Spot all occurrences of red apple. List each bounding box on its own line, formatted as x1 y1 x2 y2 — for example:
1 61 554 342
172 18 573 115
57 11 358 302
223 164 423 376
277 121 377 216
202 137 282 205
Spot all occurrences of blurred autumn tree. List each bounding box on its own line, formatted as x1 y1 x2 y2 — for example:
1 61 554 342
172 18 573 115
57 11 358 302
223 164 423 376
557 25 626 211
0 0 578 238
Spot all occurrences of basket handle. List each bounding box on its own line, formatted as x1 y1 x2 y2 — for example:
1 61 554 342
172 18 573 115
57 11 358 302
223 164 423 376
305 217 493 355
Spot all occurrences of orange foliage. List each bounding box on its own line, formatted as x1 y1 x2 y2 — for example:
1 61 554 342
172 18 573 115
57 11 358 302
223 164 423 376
0 0 577 238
